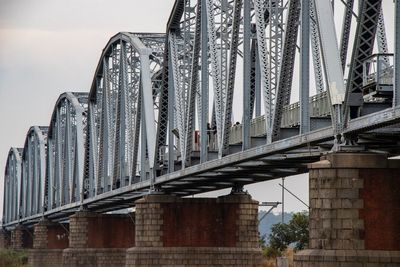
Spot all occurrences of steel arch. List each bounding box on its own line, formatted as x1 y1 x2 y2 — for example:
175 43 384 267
83 32 165 199
3 148 22 224
46 92 88 210
21 126 48 218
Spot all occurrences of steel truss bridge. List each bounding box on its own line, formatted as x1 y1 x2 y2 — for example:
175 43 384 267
3 0 400 228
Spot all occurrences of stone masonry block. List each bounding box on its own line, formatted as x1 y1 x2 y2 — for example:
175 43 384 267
337 169 359 179
337 209 358 219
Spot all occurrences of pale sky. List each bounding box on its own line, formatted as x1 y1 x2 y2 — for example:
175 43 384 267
0 0 396 218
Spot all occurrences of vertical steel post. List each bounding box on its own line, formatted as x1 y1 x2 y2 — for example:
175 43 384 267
255 51 261 117
395 0 400 107
300 0 310 134
242 0 251 150
64 106 72 204
281 177 285 223
10 173 14 221
3 176 8 223
47 140 53 210
339 0 354 71
314 0 345 135
168 49 175 172
200 0 209 163
140 108 147 182
310 0 325 93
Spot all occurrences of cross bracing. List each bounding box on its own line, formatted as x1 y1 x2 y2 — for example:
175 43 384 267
3 0 400 228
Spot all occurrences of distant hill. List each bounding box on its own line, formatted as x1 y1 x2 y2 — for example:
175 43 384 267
258 212 293 241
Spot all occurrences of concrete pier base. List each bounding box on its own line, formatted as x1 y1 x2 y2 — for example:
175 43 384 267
127 247 262 266
126 193 263 267
295 250 400 267
62 248 127 267
61 212 135 267
294 153 400 267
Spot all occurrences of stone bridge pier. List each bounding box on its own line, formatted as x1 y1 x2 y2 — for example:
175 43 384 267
11 225 33 250
294 153 400 267
28 219 69 267
25 193 262 266
0 229 10 248
126 193 263 267
61 212 135 267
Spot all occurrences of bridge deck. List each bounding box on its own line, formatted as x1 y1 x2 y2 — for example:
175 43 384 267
6 105 400 229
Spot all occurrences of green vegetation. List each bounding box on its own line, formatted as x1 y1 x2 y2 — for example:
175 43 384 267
0 249 28 267
261 211 309 258
258 212 293 238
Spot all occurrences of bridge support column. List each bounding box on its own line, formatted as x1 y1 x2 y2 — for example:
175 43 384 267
294 153 400 266
62 211 135 267
11 226 23 249
28 219 69 267
126 193 262 267
0 229 10 248
11 225 32 249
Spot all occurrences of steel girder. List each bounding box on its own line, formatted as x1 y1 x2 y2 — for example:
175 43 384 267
3 148 22 224
309 0 324 94
395 0 400 107
344 0 382 124
46 92 88 210
83 32 165 199
221 0 243 154
21 126 48 218
339 0 354 71
254 0 273 144
314 0 346 138
243 0 252 150
200 0 210 163
300 0 310 134
271 0 300 141
155 37 171 172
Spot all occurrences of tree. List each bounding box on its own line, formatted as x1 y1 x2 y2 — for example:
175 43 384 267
269 222 294 252
267 211 309 253
259 233 267 249
289 212 309 250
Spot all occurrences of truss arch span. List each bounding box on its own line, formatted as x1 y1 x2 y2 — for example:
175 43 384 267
21 126 48 218
83 32 166 199
3 148 23 224
46 92 88 210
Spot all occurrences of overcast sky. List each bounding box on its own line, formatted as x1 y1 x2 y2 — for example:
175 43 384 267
0 0 396 218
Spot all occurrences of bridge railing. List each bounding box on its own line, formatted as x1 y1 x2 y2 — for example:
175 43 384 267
362 53 394 99
229 91 331 144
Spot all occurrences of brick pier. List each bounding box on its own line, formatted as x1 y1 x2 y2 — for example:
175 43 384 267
61 211 135 267
0 229 10 248
294 153 400 267
11 225 32 250
126 193 263 267
28 219 69 267
23 192 262 266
